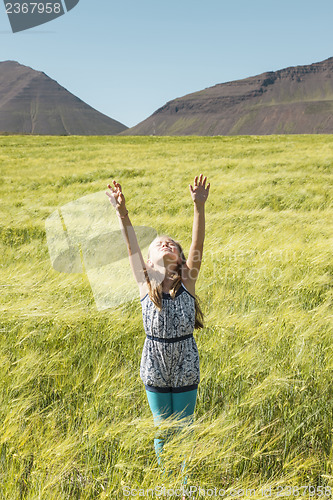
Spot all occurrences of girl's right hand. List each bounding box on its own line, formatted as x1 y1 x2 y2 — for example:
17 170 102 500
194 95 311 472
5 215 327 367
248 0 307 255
105 180 127 214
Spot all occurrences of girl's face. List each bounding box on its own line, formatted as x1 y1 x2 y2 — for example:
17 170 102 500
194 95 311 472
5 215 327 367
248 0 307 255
147 237 181 268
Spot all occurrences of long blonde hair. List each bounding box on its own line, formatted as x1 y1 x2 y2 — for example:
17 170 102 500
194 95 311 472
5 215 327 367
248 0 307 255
144 236 204 329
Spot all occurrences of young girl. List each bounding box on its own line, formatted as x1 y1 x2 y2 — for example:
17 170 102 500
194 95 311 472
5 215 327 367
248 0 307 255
105 174 210 476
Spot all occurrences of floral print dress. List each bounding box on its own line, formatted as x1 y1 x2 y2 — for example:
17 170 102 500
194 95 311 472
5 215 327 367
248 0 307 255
140 284 200 393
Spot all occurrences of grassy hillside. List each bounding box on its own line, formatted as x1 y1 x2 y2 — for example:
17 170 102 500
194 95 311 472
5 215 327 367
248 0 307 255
0 135 332 498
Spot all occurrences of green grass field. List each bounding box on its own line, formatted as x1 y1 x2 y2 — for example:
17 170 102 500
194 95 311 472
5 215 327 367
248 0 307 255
0 135 332 499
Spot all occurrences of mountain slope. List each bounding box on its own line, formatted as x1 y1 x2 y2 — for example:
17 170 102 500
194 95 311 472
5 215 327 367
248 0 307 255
124 57 333 136
0 61 127 135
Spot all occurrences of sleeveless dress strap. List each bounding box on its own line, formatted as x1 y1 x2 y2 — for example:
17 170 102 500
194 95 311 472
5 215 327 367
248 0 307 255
181 282 195 299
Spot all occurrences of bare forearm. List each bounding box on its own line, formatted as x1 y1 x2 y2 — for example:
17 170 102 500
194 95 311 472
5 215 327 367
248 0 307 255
192 202 205 248
117 209 138 254
120 217 136 254
117 208 147 282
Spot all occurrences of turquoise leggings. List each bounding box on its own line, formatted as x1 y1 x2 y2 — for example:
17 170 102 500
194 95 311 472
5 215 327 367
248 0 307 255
145 389 197 468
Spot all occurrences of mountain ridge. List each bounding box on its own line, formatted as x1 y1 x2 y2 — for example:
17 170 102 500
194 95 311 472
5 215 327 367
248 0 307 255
123 57 333 136
0 61 127 135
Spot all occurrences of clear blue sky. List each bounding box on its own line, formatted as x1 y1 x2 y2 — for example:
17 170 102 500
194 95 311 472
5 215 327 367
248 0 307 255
0 0 332 128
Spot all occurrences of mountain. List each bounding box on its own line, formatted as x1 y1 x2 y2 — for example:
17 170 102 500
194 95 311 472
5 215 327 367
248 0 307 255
124 57 333 136
0 61 127 135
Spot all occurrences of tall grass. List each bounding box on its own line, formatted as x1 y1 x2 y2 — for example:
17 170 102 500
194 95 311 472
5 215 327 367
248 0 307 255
0 135 332 498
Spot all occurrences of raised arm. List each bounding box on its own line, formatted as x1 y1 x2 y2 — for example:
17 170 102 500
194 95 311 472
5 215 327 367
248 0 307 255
185 174 210 286
106 180 148 296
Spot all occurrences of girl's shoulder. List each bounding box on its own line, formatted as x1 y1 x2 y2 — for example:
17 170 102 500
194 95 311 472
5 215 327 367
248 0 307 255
180 281 195 300
139 281 149 301
181 264 196 297
139 263 154 301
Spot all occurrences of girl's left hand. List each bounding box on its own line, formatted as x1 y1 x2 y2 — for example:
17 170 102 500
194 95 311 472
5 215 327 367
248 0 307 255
189 174 210 204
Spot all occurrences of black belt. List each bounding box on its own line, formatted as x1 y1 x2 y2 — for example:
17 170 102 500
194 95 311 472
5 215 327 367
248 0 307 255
146 333 193 344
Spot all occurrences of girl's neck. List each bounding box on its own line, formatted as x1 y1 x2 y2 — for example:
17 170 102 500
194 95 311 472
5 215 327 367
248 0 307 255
161 273 181 293
162 278 173 293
